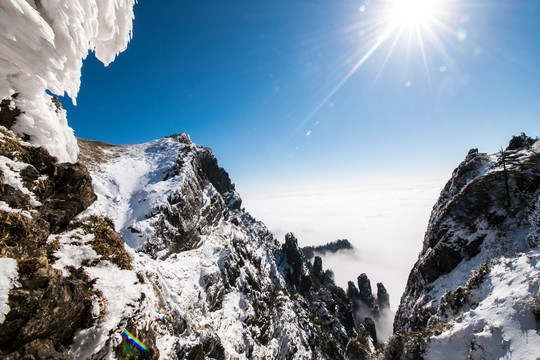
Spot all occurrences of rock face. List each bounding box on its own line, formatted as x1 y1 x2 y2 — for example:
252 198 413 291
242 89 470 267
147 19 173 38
0 127 97 359
388 134 540 359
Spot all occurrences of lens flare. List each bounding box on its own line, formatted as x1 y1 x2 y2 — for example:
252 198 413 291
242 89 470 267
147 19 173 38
153 305 172 323
122 329 148 352
291 0 460 142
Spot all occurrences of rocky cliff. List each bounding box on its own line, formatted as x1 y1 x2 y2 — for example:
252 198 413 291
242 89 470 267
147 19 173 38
0 126 98 359
1 118 391 359
387 134 540 359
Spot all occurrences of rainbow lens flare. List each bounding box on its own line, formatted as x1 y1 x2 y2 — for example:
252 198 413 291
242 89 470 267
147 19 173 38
122 329 148 351
153 305 172 323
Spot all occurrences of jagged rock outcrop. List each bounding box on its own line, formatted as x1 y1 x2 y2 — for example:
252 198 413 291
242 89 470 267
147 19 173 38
0 127 98 359
23 133 392 359
389 134 540 359
281 232 313 295
376 283 390 311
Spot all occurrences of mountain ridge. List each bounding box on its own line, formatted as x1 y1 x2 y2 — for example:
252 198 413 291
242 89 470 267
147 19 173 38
1 126 390 359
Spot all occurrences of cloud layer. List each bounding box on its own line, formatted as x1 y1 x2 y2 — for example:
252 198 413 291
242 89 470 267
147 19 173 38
242 178 446 312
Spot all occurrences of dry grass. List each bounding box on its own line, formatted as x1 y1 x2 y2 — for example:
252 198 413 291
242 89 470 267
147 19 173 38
81 215 133 270
77 138 122 169
0 209 35 248
0 127 55 164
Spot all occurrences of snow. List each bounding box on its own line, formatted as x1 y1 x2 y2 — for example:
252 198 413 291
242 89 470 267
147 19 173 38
80 137 188 248
48 230 162 359
55 136 321 358
49 229 100 277
0 0 136 162
0 257 18 324
426 251 540 359
397 143 540 358
0 155 41 206
0 200 32 218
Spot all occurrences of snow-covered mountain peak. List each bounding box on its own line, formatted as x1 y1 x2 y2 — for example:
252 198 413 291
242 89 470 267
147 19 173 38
78 134 241 254
79 136 190 248
2 129 393 358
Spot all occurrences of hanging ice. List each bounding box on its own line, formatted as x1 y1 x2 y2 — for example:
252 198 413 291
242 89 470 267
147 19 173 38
0 0 137 162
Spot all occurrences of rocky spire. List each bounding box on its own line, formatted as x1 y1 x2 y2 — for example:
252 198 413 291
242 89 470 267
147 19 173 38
377 282 390 310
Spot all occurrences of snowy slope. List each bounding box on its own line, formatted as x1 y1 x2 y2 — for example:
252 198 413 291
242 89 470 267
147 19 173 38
79 136 188 249
51 135 377 359
426 251 540 359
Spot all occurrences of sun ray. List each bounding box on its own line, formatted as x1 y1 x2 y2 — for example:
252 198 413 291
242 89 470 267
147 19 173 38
286 0 461 143
372 27 405 88
416 28 433 92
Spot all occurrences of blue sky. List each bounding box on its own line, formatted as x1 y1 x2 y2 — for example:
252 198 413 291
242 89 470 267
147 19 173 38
61 0 540 190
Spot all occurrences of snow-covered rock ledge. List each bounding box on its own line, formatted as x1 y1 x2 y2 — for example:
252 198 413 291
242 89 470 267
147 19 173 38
387 134 540 359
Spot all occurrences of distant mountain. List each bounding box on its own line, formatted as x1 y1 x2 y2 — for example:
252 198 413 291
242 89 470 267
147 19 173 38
387 133 540 359
302 239 354 259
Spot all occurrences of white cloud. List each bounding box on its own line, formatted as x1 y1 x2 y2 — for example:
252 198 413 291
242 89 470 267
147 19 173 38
242 177 446 312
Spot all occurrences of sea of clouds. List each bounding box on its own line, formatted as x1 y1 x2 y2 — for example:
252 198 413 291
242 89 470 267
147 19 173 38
242 177 447 315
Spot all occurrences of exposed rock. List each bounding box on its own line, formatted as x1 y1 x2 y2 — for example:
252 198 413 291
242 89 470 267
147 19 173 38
347 281 361 309
357 273 376 310
345 332 376 360
392 135 540 359
0 128 97 359
313 255 324 280
118 139 242 258
376 282 390 310
1 128 392 359
363 317 377 347
323 269 336 286
0 95 20 130
281 232 312 295
38 162 97 233
0 127 96 235
175 331 225 360
506 132 537 151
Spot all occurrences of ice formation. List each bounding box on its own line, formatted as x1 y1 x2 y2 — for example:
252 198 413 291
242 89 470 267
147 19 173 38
0 0 136 162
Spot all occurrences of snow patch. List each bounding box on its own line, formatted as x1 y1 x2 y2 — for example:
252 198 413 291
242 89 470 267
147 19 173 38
0 200 32 217
426 251 540 359
49 230 100 277
80 137 189 248
0 155 41 206
0 257 18 324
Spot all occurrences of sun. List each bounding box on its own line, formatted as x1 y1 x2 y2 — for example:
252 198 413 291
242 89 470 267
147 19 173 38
298 0 459 130
384 0 448 29
367 0 455 85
